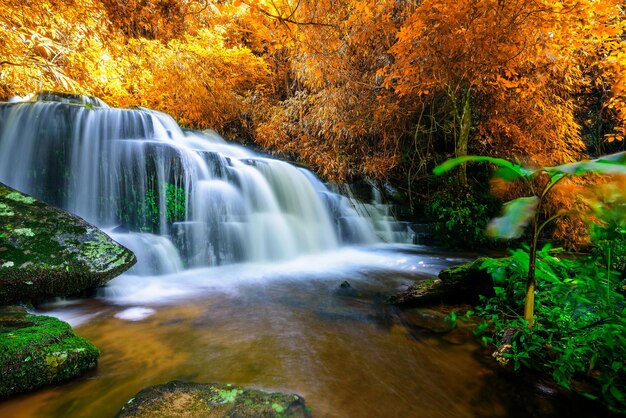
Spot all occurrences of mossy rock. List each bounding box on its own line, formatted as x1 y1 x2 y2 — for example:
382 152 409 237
390 257 495 307
0 183 136 304
117 381 312 418
0 306 99 398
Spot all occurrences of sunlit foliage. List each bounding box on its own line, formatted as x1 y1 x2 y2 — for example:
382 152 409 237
1 0 625 183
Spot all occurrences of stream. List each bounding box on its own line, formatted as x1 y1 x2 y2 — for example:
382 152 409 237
0 245 609 418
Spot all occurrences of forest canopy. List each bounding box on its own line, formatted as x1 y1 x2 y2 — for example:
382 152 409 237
1 0 625 183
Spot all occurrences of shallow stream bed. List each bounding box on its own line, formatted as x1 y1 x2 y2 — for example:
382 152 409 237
0 245 610 417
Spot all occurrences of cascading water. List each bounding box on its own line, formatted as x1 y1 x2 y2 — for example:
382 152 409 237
0 92 397 274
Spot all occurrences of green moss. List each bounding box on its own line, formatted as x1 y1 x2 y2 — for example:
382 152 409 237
216 388 243 403
0 182 136 304
13 228 35 237
116 381 311 418
272 403 286 414
5 192 35 204
0 311 100 398
0 203 14 216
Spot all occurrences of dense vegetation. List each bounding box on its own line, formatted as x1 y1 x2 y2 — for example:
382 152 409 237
434 155 626 412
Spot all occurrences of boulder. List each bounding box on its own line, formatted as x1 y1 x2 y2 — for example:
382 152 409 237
117 381 311 418
0 183 136 304
0 306 99 398
390 257 494 307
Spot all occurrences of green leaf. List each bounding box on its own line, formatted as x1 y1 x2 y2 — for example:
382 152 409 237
494 166 525 181
433 156 534 179
610 385 625 403
487 196 539 239
545 151 626 176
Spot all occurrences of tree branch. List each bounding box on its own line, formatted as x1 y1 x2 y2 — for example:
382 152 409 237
0 61 24 67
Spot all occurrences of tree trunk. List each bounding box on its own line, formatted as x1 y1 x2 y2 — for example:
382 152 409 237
456 88 471 186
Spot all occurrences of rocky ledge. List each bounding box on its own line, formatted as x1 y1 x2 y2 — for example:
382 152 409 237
0 182 136 304
0 306 99 398
390 257 495 307
117 380 312 418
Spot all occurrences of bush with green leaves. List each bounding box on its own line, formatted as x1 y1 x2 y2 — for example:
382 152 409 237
472 248 626 412
434 152 626 412
435 152 626 327
429 182 500 248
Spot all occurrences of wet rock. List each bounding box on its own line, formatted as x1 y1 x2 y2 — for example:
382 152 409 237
492 327 516 367
0 306 99 398
117 380 311 418
390 257 495 307
36 91 108 108
403 308 456 333
333 280 361 299
0 183 136 304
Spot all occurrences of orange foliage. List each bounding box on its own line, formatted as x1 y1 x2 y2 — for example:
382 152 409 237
386 0 624 166
0 0 625 183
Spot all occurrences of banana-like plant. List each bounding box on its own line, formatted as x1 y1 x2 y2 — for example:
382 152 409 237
434 152 626 328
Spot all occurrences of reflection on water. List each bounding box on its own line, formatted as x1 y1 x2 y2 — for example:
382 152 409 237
0 246 612 417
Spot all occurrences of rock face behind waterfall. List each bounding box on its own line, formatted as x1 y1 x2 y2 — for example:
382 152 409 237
0 183 136 304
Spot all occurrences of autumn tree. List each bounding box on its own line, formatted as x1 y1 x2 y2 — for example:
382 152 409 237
386 0 623 184
0 0 105 97
235 0 409 180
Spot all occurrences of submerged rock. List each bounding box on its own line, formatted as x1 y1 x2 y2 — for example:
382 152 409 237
390 257 494 307
0 306 99 398
0 183 136 304
402 308 457 333
117 381 311 418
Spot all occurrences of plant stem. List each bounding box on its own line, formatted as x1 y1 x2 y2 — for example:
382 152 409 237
525 213 539 328
524 174 569 329
606 244 613 311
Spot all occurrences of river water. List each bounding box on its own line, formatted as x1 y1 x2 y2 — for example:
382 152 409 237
0 245 611 418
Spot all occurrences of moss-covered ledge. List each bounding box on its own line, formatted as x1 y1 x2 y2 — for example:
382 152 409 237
0 306 99 398
390 257 496 307
0 182 136 304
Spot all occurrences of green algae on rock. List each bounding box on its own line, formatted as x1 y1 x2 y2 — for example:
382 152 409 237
0 182 136 305
0 306 99 398
390 257 495 307
116 381 312 418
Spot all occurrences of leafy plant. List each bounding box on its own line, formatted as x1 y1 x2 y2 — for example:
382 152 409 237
584 177 626 283
434 151 626 327
143 183 186 229
429 181 499 247
475 248 626 412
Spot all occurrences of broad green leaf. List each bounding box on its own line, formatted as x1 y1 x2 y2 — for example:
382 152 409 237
487 196 539 239
494 166 525 181
433 156 534 179
545 151 626 176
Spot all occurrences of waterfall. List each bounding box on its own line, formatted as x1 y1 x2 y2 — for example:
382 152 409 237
0 93 403 274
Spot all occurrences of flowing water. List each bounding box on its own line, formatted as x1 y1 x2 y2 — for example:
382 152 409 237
0 94 610 417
